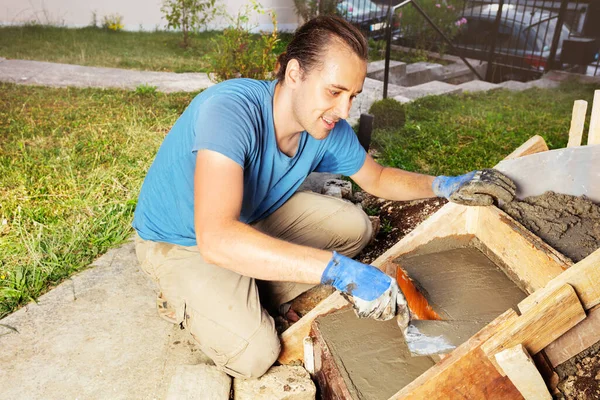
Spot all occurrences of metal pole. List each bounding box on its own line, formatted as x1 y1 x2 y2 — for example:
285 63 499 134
383 0 394 99
485 0 505 81
547 0 569 72
410 0 483 80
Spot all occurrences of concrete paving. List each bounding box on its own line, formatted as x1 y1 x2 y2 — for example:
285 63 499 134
0 58 214 92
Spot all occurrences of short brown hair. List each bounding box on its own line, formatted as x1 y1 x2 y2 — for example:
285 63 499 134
276 15 368 83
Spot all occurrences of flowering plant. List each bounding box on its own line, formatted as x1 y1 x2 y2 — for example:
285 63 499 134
102 14 124 32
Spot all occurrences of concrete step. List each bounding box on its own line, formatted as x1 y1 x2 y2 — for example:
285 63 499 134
348 77 406 125
399 62 444 87
395 80 462 101
457 80 501 93
523 79 561 89
367 60 407 84
499 80 530 91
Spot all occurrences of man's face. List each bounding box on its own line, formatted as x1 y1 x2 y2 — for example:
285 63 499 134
290 43 367 140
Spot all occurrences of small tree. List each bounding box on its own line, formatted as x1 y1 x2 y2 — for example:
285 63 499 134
209 1 279 82
161 0 218 48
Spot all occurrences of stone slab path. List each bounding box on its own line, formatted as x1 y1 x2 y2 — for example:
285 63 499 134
0 58 214 92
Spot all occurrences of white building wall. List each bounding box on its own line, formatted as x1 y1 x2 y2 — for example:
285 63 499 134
0 0 300 32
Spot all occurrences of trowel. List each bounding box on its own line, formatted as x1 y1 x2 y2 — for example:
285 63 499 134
396 266 485 357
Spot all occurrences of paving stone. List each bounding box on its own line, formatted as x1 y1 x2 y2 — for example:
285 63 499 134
0 241 207 399
392 95 412 104
233 366 316 400
367 60 407 85
457 80 501 93
499 80 530 91
401 80 462 100
399 62 444 86
0 59 214 92
166 364 231 400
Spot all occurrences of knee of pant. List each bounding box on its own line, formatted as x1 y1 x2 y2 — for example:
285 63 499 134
222 320 281 379
333 204 373 258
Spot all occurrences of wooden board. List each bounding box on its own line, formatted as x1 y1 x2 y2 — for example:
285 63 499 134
567 100 587 148
518 248 600 313
495 344 552 400
473 206 571 294
503 135 549 160
543 304 600 367
482 284 586 375
389 309 523 400
589 90 600 145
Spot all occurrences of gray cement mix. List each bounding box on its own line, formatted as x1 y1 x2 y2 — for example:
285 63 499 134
501 192 600 262
396 236 527 322
315 308 436 400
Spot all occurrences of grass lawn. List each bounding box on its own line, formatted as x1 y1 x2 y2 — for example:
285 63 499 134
369 79 597 175
0 83 196 318
0 79 596 318
0 25 291 73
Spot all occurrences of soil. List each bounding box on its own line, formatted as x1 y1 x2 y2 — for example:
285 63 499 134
556 340 600 399
501 192 600 262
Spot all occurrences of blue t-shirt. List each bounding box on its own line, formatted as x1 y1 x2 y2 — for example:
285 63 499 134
133 78 367 246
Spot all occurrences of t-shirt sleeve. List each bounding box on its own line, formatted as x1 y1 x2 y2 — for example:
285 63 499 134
191 93 256 168
315 122 367 176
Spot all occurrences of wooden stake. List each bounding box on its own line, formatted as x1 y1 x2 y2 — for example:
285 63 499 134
589 90 600 145
495 344 552 400
567 100 588 147
503 135 549 160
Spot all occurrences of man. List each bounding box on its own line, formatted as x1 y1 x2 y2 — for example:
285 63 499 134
133 15 515 379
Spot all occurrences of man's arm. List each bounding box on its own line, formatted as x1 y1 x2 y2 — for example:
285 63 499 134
351 154 516 205
350 154 435 201
194 149 331 284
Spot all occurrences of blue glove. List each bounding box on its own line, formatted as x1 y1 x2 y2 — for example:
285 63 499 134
321 252 409 324
432 169 516 206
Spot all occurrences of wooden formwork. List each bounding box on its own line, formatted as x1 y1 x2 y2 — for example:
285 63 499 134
279 91 600 399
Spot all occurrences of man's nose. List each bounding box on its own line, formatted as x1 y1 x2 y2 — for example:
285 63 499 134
334 95 353 120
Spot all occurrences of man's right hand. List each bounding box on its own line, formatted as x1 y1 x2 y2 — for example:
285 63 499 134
321 252 410 327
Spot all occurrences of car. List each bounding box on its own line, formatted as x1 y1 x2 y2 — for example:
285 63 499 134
451 4 575 81
337 0 391 39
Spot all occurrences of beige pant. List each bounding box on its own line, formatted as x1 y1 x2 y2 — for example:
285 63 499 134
135 191 372 379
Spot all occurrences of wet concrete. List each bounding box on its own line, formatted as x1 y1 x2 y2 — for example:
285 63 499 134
502 192 600 262
315 308 436 400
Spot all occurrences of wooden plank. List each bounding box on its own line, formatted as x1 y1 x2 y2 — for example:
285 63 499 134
482 284 586 375
494 344 552 400
519 247 600 314
389 309 522 400
278 291 349 364
567 100 588 147
589 90 600 145
543 304 600 367
503 135 549 160
474 206 571 294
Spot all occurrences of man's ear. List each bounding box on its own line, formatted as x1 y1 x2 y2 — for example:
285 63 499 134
285 59 303 88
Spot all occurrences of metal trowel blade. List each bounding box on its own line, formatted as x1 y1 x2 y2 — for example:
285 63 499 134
403 320 486 357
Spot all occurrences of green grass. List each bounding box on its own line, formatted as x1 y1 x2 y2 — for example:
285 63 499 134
0 25 293 73
370 80 597 176
0 25 220 72
0 83 197 318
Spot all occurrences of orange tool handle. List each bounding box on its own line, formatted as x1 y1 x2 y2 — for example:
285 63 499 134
396 265 441 320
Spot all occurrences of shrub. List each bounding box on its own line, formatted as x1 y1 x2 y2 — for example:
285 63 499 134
369 98 406 130
209 1 279 82
135 84 158 95
397 0 463 56
161 0 218 48
292 0 339 22
102 13 124 32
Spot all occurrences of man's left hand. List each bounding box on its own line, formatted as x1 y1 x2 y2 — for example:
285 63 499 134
432 169 516 206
